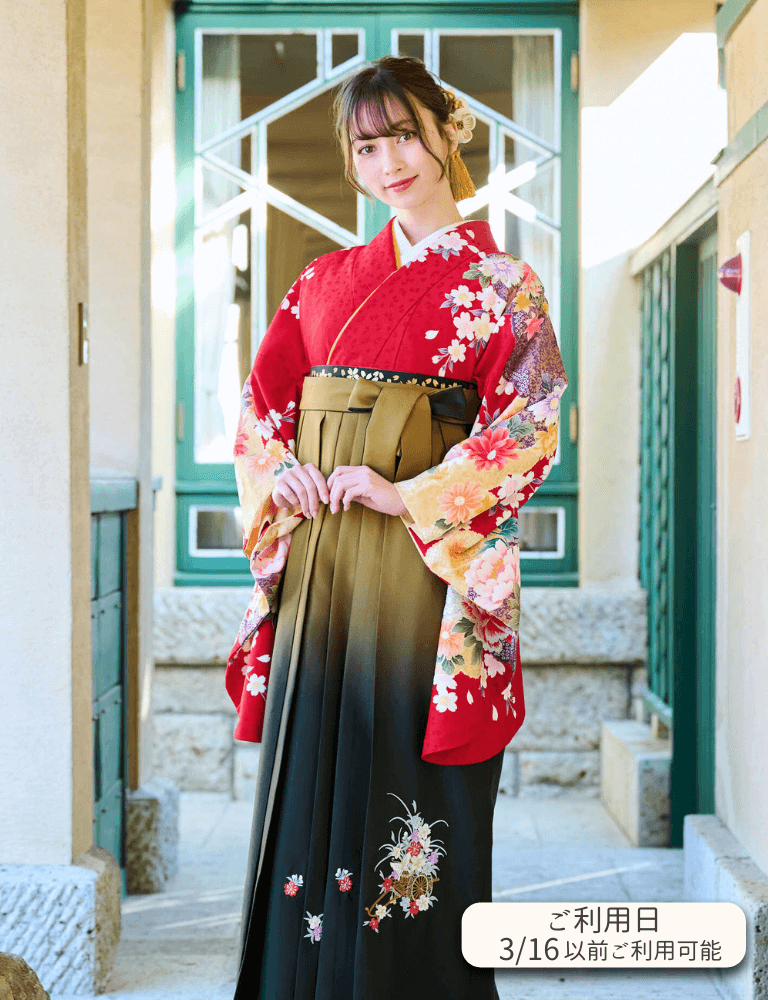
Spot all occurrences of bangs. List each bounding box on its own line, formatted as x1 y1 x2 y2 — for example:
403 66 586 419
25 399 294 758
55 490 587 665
347 77 418 142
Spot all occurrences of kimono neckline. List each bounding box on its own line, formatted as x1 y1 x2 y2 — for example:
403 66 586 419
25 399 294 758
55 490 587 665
391 216 476 268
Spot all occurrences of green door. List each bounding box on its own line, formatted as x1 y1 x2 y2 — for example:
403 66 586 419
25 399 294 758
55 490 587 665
175 4 578 585
695 231 717 815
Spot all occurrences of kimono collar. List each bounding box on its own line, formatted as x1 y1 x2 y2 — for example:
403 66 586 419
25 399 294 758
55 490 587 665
392 217 469 268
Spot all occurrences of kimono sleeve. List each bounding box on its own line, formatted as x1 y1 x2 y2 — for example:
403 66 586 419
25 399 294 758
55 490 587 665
234 268 312 565
225 266 312 743
393 260 567 619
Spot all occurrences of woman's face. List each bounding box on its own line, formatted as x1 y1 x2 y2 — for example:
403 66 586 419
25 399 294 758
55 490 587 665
350 94 457 210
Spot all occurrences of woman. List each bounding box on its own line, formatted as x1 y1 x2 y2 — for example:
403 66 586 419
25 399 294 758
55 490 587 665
225 55 567 999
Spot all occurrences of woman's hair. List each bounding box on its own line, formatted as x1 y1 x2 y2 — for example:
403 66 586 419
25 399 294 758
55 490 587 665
333 55 463 199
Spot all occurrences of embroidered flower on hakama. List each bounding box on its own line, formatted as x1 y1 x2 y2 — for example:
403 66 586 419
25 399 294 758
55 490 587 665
335 868 353 892
437 481 486 525
465 539 520 607
284 874 304 895
303 912 323 942
246 673 267 697
464 425 519 470
364 795 447 933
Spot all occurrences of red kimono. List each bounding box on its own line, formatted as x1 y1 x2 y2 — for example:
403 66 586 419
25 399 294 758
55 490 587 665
225 217 566 766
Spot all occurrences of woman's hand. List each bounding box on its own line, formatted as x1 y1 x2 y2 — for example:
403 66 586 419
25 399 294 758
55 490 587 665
326 466 408 517
272 463 330 518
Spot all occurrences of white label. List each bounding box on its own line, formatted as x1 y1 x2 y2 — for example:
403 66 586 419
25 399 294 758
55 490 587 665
462 901 746 968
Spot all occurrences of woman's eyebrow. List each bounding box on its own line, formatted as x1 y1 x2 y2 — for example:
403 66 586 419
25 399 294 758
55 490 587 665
352 119 416 142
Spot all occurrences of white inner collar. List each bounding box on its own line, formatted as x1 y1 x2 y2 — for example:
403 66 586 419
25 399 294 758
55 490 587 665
393 217 464 266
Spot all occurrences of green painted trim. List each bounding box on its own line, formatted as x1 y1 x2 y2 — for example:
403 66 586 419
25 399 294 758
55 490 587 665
716 0 757 48
714 96 768 186
90 478 138 513
175 480 240 495
175 570 254 586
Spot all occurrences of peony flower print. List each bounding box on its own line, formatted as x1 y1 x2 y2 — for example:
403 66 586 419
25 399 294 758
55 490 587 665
465 539 520 608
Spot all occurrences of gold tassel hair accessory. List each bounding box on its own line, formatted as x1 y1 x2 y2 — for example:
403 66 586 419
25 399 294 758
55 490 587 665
444 90 476 202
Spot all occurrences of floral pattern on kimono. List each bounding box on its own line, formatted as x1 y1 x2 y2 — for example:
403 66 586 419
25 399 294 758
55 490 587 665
224 218 567 767
393 253 567 764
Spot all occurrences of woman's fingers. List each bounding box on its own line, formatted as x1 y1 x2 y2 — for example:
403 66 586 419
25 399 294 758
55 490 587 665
304 463 330 505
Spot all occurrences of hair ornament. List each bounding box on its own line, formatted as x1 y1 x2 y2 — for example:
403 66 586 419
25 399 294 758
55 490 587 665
446 92 476 144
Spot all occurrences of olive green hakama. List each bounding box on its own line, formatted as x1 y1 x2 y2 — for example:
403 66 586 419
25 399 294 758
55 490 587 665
234 374 504 1000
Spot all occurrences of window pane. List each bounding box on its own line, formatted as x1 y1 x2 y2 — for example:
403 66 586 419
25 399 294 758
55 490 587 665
519 508 560 555
331 32 359 68
194 208 251 464
201 33 318 146
397 34 425 61
267 87 356 234
438 33 555 145
193 507 243 553
266 205 338 322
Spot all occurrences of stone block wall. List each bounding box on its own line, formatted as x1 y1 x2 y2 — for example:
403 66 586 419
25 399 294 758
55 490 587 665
152 585 647 800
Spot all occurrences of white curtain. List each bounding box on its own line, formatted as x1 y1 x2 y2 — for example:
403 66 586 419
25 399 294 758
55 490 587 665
509 35 555 308
195 35 241 464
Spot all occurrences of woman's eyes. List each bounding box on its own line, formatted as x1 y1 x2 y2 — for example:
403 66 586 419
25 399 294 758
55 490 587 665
356 131 415 155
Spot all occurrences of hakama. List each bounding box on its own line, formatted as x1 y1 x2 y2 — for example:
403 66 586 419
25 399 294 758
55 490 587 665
234 373 503 999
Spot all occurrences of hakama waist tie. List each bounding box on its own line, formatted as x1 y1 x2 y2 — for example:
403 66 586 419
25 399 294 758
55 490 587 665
296 373 480 482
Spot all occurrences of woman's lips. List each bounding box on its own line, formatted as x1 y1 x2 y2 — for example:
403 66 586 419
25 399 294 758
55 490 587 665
387 176 417 192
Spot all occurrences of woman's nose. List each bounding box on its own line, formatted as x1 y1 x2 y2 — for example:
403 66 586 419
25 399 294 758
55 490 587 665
381 141 404 173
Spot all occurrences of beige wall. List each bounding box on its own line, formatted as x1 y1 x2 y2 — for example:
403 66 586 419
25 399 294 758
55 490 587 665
715 0 768 873
0 0 91 864
579 0 725 587
723 0 768 134
151 0 177 590
87 0 155 788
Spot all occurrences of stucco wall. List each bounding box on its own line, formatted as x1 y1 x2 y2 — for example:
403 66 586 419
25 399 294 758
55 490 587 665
715 0 768 874
87 0 156 788
723 0 768 134
579 0 726 587
151 0 177 591
0 0 91 864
